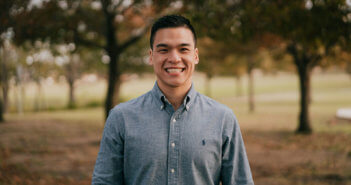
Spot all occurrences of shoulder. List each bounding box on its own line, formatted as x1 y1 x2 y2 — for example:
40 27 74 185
196 93 235 116
196 93 239 130
108 91 153 117
105 91 153 130
113 91 153 111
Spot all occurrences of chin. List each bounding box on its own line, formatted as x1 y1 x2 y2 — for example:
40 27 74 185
166 80 192 88
166 82 184 88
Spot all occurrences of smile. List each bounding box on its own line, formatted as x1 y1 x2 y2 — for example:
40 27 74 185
165 68 185 73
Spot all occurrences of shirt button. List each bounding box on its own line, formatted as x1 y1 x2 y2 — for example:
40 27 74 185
171 169 175 173
171 143 175 147
172 118 176 123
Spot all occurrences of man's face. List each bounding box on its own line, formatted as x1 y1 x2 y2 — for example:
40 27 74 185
149 27 199 90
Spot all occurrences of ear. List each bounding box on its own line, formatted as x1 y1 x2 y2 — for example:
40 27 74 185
148 49 153 65
194 48 199 64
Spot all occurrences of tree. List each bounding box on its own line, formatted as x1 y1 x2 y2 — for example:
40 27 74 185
99 0 174 118
0 81 3 122
0 37 10 113
186 0 350 133
10 0 173 118
186 0 278 112
221 54 247 97
197 37 228 97
219 0 350 133
53 43 82 109
25 41 55 111
266 0 349 133
0 29 18 113
0 95 3 122
12 43 26 114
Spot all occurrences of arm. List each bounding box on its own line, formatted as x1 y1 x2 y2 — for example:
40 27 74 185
220 111 254 185
92 108 125 185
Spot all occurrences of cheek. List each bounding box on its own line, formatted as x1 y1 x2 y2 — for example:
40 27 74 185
185 57 197 67
151 58 161 66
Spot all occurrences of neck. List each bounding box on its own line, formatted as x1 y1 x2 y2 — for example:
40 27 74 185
157 82 192 111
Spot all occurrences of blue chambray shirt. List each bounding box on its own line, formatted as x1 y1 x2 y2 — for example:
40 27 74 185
92 82 254 185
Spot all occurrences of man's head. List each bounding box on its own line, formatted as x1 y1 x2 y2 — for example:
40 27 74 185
150 15 197 50
149 15 199 91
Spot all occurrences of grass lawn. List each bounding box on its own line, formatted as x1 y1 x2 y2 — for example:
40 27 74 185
1 71 351 185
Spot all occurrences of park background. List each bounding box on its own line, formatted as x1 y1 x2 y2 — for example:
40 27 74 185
1 0 351 184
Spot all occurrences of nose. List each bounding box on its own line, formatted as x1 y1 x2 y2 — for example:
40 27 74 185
168 50 181 63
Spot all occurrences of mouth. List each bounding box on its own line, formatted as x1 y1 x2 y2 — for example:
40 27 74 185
165 67 185 73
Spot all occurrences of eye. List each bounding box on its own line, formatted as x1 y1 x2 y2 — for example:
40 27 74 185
158 49 168 53
180 48 189 52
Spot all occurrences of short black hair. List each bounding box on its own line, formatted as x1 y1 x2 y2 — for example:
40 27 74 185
150 15 197 49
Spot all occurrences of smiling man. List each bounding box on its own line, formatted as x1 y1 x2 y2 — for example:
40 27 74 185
92 15 254 185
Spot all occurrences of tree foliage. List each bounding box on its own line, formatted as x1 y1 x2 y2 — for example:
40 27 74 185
5 0 173 118
185 0 351 133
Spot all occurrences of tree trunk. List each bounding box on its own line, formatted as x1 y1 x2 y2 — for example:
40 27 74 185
1 81 9 113
34 80 42 112
65 54 80 109
104 39 120 119
114 76 122 105
296 62 312 134
205 73 212 97
103 28 120 118
235 76 242 97
1 47 9 113
68 79 75 109
0 92 4 122
102 1 121 119
287 43 314 134
105 56 120 119
15 65 23 114
101 0 146 119
247 58 255 113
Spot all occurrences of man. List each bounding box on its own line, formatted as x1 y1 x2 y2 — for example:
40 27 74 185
92 15 254 185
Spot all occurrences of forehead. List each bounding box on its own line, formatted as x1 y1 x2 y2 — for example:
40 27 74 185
153 27 195 48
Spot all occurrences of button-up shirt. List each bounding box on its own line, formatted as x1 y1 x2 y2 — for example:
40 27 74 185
92 83 254 185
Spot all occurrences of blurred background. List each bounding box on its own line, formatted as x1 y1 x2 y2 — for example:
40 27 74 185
0 0 351 184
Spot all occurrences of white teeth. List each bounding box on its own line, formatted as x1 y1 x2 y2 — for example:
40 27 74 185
166 68 182 73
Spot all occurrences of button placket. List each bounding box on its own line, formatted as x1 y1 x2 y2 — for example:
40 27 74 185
167 112 181 185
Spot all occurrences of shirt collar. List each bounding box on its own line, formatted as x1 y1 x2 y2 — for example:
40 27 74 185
151 82 197 111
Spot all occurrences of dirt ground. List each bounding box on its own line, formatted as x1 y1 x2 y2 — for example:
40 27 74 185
0 117 351 185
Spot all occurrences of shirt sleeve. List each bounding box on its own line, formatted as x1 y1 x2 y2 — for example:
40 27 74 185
220 110 254 185
92 108 125 185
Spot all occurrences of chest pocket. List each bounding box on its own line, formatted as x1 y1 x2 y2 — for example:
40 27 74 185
195 137 221 168
181 134 221 170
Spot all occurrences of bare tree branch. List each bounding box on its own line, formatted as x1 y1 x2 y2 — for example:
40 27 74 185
118 21 152 52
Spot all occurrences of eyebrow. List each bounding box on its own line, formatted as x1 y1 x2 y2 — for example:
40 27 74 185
179 43 191 47
156 43 191 48
156 43 168 48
